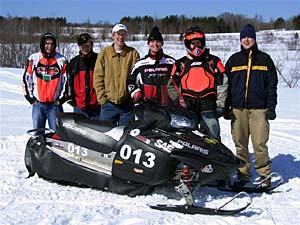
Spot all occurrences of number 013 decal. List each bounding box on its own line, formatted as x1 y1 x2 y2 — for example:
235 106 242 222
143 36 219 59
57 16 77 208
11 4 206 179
119 144 156 168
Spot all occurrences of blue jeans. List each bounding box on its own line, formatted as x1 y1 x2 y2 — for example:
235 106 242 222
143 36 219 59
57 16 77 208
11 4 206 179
73 106 101 120
99 101 134 126
32 102 63 132
200 110 220 140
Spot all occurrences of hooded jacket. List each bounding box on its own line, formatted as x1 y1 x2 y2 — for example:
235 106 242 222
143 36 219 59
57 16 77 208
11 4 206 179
23 33 68 104
23 52 68 104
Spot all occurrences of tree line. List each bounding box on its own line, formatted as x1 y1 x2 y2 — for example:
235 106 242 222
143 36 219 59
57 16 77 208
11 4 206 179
0 13 299 67
120 13 300 35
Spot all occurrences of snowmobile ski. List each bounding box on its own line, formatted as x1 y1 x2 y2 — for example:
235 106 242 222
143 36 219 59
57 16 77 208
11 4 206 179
148 191 251 215
218 172 283 193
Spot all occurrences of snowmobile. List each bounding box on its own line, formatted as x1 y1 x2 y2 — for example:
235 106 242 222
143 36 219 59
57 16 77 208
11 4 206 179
24 104 252 215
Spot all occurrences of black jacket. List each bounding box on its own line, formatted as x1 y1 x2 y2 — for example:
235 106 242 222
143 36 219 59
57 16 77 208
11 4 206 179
128 50 175 107
225 44 278 111
69 51 99 110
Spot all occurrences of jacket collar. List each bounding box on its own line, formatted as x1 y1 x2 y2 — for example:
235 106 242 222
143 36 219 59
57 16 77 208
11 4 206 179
241 43 259 55
79 50 94 59
111 43 130 57
41 51 56 59
148 49 164 60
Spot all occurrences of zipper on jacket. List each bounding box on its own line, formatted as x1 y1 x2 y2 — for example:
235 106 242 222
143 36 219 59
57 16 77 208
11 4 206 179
245 50 252 105
85 67 90 107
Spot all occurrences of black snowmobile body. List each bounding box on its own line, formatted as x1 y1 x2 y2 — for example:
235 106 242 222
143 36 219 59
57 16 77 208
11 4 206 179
25 105 244 197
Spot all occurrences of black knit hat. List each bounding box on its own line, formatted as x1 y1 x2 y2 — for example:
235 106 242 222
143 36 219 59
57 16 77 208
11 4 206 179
148 26 164 45
77 33 93 46
240 24 256 40
40 32 56 54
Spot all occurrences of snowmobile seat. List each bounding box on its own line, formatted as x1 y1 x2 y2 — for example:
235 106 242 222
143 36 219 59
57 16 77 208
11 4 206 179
59 113 117 133
56 113 124 153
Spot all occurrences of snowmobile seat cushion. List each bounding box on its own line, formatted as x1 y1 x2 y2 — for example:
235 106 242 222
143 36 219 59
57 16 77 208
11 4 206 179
77 120 116 133
58 113 116 133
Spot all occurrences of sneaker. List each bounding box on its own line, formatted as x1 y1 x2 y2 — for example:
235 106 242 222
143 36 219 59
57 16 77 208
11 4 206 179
259 176 271 188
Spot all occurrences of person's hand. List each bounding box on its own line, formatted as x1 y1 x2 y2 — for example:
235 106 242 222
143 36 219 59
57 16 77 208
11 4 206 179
132 90 142 103
216 107 224 118
32 100 39 105
223 108 234 120
54 99 61 106
266 110 276 120
179 96 186 108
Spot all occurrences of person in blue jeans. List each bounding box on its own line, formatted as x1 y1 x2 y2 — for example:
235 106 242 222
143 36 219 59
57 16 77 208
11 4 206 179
23 33 68 132
32 103 63 131
99 100 134 126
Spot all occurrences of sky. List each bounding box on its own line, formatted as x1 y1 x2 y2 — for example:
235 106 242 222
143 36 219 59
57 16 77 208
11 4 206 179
0 0 299 24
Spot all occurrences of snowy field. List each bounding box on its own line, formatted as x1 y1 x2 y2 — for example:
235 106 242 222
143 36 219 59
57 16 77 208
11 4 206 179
0 31 300 224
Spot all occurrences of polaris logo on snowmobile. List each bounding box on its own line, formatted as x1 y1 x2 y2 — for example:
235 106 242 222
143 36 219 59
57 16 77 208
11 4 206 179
177 140 209 155
201 164 213 173
62 122 87 135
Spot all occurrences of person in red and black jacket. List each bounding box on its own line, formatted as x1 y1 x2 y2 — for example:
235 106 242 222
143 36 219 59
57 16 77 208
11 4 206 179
68 33 100 119
128 26 175 107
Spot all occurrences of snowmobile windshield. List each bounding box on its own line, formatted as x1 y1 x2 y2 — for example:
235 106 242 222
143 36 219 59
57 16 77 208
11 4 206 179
170 113 197 129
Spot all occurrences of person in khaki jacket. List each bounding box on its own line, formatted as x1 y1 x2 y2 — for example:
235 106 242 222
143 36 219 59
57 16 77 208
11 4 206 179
93 24 139 125
225 24 278 188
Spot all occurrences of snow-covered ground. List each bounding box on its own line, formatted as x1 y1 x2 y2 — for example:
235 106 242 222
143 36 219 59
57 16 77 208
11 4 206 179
0 33 300 224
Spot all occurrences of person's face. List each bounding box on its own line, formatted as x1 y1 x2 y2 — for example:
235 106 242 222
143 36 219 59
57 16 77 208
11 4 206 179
190 39 202 49
44 38 55 54
240 37 256 49
148 40 162 53
79 42 92 55
112 30 127 47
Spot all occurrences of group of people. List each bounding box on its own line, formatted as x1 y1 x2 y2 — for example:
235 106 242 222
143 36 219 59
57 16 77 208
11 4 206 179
22 23 278 188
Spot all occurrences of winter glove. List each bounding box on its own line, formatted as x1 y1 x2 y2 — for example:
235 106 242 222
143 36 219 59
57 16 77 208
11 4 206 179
266 110 276 120
179 96 187 108
223 108 234 120
216 107 224 118
132 90 142 103
54 99 61 106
